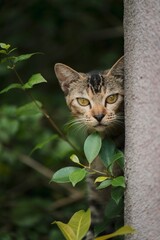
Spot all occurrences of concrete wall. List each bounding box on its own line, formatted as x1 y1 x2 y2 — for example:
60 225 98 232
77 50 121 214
124 1 160 240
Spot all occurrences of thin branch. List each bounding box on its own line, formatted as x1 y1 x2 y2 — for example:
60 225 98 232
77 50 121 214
19 154 53 179
19 154 82 196
10 66 80 154
50 192 84 210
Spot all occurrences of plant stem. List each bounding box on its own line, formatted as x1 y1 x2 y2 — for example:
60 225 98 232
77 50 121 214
85 165 111 177
11 66 80 154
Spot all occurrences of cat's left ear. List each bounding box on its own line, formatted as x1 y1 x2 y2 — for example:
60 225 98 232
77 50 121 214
105 56 124 78
54 63 82 95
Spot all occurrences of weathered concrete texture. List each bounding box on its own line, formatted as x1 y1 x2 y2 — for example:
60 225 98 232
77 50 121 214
124 1 160 240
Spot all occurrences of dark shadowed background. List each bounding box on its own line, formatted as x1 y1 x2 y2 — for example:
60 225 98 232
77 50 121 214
0 1 123 239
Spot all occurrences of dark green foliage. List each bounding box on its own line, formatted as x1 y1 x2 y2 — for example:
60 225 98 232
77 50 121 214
0 1 123 239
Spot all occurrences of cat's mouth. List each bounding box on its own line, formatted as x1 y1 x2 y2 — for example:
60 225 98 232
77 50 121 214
93 123 107 132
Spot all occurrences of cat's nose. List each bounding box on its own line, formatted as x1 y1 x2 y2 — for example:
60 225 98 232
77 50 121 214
94 114 105 122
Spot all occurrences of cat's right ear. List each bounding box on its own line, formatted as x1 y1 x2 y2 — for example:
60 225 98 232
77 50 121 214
106 56 124 78
54 63 81 95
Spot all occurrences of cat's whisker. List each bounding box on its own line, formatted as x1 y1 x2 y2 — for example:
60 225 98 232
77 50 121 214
116 117 124 121
64 118 88 135
77 124 87 134
71 123 87 136
65 118 84 127
104 118 124 131
116 116 124 120
113 119 125 128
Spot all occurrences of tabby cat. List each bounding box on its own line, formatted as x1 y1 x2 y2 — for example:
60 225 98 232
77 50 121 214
54 57 124 240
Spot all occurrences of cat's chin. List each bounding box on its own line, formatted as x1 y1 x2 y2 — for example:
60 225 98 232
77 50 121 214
93 125 106 132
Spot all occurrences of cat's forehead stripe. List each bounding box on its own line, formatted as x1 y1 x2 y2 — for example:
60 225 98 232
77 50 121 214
87 74 104 94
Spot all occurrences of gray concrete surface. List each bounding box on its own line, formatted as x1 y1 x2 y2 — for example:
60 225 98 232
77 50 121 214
124 1 160 239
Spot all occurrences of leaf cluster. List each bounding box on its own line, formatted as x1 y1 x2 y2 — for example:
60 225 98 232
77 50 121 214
0 0 123 238
51 130 128 238
54 209 135 240
0 43 133 240
0 43 77 240
0 43 46 94
51 132 125 205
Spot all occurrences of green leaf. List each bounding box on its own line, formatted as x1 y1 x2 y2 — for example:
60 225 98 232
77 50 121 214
23 73 47 89
111 176 125 188
53 209 91 240
0 49 7 54
95 225 135 240
68 209 91 240
16 101 42 116
53 221 76 240
69 168 87 186
51 167 80 183
96 179 112 190
95 176 109 183
13 52 41 63
111 187 124 205
99 138 116 168
116 151 124 169
0 43 11 50
0 83 22 94
70 154 80 164
108 151 124 172
84 132 102 164
30 135 58 154
110 151 124 165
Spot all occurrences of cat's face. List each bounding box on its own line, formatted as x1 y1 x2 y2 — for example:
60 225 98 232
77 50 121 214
54 57 124 133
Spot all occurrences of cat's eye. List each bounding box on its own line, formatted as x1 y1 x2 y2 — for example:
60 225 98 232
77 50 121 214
77 98 90 106
106 94 118 104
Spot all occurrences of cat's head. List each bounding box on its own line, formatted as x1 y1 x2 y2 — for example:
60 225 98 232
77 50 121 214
54 57 124 133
